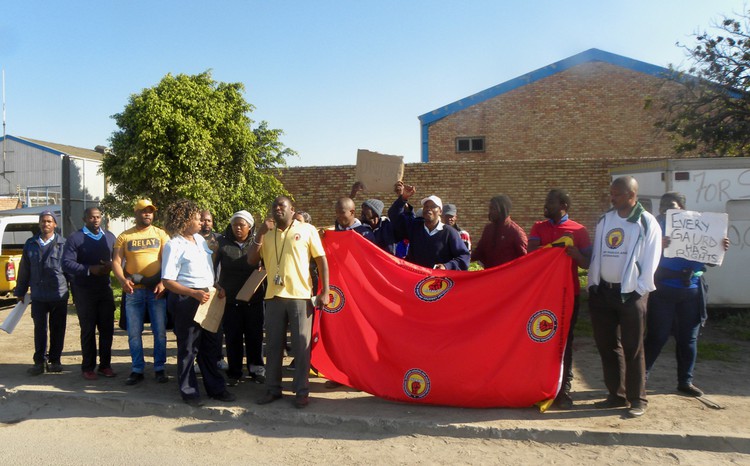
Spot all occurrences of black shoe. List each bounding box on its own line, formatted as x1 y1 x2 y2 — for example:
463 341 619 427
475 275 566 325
27 364 44 376
256 392 282 405
250 374 266 384
324 380 342 389
293 394 309 409
210 391 237 402
286 359 296 372
226 377 241 387
155 370 169 383
554 391 573 410
47 362 63 373
125 372 144 386
594 397 628 409
184 397 204 407
627 405 646 418
677 384 704 397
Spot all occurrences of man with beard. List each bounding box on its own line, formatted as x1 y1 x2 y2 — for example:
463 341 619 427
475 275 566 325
62 207 117 381
387 181 469 270
249 196 330 409
528 189 591 409
112 199 171 386
471 194 527 268
349 181 396 254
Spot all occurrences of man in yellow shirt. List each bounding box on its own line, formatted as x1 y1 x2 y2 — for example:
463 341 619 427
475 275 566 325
248 196 330 409
113 199 171 386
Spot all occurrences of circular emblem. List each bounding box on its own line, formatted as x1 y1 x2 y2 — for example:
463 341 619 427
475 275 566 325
403 368 431 399
322 285 345 314
415 276 454 302
294 233 301 241
606 228 624 249
527 310 558 343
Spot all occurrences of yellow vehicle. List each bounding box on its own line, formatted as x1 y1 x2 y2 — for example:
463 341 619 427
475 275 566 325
0 215 41 298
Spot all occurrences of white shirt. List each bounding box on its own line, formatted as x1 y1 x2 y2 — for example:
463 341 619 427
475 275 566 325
162 234 214 288
599 214 632 284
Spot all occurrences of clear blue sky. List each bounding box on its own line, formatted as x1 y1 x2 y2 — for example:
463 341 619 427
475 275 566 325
1 0 745 167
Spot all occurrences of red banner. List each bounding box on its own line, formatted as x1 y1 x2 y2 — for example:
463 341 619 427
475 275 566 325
312 231 574 408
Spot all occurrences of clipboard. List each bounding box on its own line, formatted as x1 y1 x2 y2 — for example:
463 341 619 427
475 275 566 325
236 269 267 302
194 287 226 333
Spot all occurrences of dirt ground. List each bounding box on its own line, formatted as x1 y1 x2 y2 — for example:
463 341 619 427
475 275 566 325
1 301 749 465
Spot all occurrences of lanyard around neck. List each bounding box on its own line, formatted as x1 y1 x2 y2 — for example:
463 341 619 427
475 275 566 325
274 220 295 268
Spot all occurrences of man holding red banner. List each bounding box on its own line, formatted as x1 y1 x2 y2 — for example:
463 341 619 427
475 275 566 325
588 176 661 418
387 181 469 270
528 189 591 409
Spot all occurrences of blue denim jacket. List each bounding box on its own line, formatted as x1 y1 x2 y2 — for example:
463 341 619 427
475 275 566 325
14 234 69 302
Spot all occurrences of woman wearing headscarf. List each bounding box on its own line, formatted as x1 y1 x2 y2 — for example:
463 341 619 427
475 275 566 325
471 194 528 268
162 199 234 406
215 210 266 386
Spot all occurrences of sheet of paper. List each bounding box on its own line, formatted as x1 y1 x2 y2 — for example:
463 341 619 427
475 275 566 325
0 295 31 334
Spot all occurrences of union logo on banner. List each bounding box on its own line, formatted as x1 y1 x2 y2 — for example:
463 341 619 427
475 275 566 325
527 310 558 343
414 276 454 302
403 368 431 399
606 228 624 249
322 285 345 314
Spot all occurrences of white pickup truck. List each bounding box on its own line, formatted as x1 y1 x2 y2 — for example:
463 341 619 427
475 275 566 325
0 215 42 298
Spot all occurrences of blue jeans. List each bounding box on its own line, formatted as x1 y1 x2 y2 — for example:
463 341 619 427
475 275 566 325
645 286 701 386
125 288 167 374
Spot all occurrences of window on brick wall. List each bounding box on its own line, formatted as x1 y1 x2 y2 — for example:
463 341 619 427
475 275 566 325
456 137 485 153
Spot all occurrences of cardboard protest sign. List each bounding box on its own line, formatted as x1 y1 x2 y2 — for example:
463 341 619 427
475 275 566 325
664 209 728 266
194 287 225 333
355 149 404 192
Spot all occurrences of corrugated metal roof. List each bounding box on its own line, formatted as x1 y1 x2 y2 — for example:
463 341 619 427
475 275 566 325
12 136 104 161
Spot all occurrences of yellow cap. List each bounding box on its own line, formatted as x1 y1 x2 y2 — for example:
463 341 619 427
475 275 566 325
134 199 157 212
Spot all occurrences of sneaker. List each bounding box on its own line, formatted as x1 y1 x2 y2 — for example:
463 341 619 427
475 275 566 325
184 397 204 408
217 359 229 370
47 362 63 373
155 370 169 384
293 394 309 409
627 405 646 418
677 384 704 397
324 380 342 389
250 365 266 384
593 397 628 409
125 372 144 386
226 377 241 387
97 367 116 378
554 391 573 410
82 371 98 381
27 364 44 376
209 391 236 402
256 392 282 405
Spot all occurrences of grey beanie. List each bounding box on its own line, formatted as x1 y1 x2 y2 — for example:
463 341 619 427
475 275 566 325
362 199 384 217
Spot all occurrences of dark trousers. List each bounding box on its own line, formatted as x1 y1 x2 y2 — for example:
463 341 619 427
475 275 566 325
645 286 702 386
589 286 649 407
168 292 226 400
72 285 115 372
264 298 312 397
31 299 68 365
559 295 580 395
223 298 265 379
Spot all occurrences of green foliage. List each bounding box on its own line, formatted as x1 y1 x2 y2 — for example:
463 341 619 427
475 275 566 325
102 71 294 225
655 12 750 157
715 311 750 341
697 341 738 361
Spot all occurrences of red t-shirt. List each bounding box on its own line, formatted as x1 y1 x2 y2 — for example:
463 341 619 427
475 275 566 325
529 217 591 295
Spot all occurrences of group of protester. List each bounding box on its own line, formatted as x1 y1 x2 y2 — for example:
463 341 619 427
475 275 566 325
13 176 728 415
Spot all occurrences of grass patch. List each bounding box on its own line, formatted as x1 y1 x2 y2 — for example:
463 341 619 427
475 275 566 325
112 275 123 321
697 341 738 362
574 312 594 337
714 312 750 341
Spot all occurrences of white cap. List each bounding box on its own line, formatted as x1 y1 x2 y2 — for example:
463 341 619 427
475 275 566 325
230 210 254 228
420 195 443 210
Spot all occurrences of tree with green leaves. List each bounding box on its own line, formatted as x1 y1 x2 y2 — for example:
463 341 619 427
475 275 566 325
656 11 750 157
102 71 294 225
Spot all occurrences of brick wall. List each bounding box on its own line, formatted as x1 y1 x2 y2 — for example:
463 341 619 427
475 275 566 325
278 157 657 241
427 62 680 163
